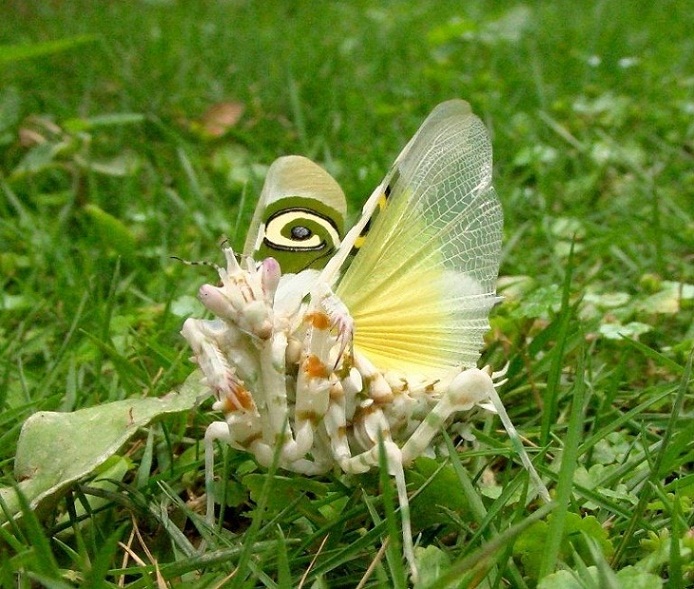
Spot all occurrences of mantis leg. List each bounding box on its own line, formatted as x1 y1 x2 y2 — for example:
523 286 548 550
204 421 232 527
337 407 418 584
284 285 353 463
399 368 549 501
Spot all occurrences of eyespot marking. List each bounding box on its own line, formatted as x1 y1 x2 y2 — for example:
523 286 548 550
263 207 341 252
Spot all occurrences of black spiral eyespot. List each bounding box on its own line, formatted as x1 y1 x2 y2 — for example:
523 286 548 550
263 207 340 252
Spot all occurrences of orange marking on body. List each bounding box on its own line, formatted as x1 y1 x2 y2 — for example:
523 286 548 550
238 432 262 448
305 311 331 330
236 386 255 410
353 404 378 422
305 354 330 378
219 383 255 413
424 379 440 394
296 410 320 424
329 382 344 400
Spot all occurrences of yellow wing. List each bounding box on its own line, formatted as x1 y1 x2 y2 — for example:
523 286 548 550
335 100 502 377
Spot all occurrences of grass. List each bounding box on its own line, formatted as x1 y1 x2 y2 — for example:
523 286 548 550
1 0 693 587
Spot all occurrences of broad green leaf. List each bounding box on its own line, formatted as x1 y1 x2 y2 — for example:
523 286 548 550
517 284 562 319
538 566 663 589
242 473 329 512
409 457 469 529
538 568 591 589
415 545 452 587
0 371 204 525
615 567 663 589
54 455 131 532
583 290 631 310
212 478 248 510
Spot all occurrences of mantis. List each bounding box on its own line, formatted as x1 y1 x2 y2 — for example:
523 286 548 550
182 100 548 581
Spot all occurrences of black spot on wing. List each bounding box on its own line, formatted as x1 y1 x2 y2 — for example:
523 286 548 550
350 181 395 255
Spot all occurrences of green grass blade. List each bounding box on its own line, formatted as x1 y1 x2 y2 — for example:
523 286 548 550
80 524 126 587
540 243 576 445
613 349 693 565
0 35 97 64
421 503 554 589
274 525 291 588
229 438 283 589
377 438 407 589
539 343 587 578
667 486 683 589
14 483 62 579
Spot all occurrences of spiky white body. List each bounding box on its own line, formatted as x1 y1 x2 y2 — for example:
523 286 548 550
181 101 549 581
182 249 508 578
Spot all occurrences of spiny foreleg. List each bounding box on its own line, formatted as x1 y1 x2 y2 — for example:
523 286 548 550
181 318 260 416
294 312 334 456
196 249 280 339
253 329 318 466
282 284 353 464
323 368 362 465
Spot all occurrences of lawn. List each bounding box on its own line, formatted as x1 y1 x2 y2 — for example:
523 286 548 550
1 1 692 587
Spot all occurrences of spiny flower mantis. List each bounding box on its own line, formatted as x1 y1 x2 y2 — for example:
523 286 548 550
182 100 549 582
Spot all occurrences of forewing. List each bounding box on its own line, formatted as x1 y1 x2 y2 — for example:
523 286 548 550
336 100 503 377
243 156 346 273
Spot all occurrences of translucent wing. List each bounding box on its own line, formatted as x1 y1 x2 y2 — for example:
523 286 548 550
335 100 503 377
243 156 346 274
